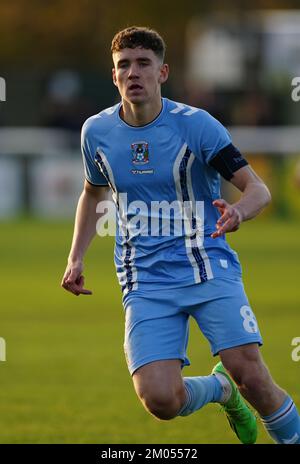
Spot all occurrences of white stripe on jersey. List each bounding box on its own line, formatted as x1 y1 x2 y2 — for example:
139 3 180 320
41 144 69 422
128 245 138 292
117 244 138 294
173 143 201 284
186 152 213 280
173 143 213 283
170 102 185 114
97 148 138 292
169 102 200 116
97 148 127 241
116 245 128 286
96 148 117 200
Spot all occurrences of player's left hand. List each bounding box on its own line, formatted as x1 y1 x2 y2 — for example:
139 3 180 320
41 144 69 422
211 199 243 238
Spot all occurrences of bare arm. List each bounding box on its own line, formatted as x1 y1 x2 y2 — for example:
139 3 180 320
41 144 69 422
61 180 108 295
211 165 271 238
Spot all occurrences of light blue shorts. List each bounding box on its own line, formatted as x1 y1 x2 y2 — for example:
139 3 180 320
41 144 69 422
122 278 263 375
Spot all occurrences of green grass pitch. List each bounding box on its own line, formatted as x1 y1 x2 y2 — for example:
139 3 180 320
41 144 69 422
0 218 299 443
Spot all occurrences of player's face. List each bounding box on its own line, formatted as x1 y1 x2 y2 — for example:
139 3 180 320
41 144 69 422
112 47 169 105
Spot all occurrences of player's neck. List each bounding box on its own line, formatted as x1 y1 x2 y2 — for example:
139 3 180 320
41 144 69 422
120 97 163 127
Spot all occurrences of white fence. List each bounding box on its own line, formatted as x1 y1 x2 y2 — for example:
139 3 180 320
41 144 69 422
0 127 299 218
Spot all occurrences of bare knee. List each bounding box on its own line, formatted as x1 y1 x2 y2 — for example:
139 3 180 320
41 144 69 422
140 389 183 420
132 360 185 420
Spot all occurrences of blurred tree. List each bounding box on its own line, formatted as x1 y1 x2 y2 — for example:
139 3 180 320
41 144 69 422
1 0 300 126
1 0 300 70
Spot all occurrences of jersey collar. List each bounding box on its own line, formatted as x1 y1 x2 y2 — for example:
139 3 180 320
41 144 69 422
117 98 166 129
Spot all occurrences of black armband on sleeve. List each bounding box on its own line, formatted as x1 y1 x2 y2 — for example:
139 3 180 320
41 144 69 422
208 143 248 180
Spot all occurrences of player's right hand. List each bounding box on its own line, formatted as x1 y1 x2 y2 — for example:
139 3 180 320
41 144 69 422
61 261 93 296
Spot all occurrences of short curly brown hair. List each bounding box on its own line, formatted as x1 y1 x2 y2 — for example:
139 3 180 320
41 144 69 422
111 26 166 62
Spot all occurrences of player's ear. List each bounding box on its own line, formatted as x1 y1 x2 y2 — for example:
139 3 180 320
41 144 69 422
158 63 169 84
112 68 118 87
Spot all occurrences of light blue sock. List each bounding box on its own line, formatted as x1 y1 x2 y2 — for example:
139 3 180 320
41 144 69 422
261 395 300 444
178 375 223 416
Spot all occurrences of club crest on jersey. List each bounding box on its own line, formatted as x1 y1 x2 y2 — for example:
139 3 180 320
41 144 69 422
131 141 149 165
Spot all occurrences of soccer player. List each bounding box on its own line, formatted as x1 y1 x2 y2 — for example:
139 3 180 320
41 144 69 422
61 26 300 444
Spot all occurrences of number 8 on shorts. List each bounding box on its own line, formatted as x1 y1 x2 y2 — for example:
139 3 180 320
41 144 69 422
240 305 258 333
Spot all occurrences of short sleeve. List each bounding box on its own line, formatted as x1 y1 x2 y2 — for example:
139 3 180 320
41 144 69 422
199 111 232 165
81 121 108 186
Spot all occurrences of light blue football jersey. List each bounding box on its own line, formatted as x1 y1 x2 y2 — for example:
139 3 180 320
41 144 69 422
81 98 243 294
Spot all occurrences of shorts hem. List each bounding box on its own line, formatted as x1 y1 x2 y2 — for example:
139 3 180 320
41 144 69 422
128 354 190 376
212 337 263 356
122 275 243 302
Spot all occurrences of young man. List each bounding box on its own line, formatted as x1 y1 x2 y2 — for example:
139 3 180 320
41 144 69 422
61 26 300 444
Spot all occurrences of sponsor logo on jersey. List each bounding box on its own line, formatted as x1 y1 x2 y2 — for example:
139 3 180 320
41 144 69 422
131 141 149 165
131 169 154 175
